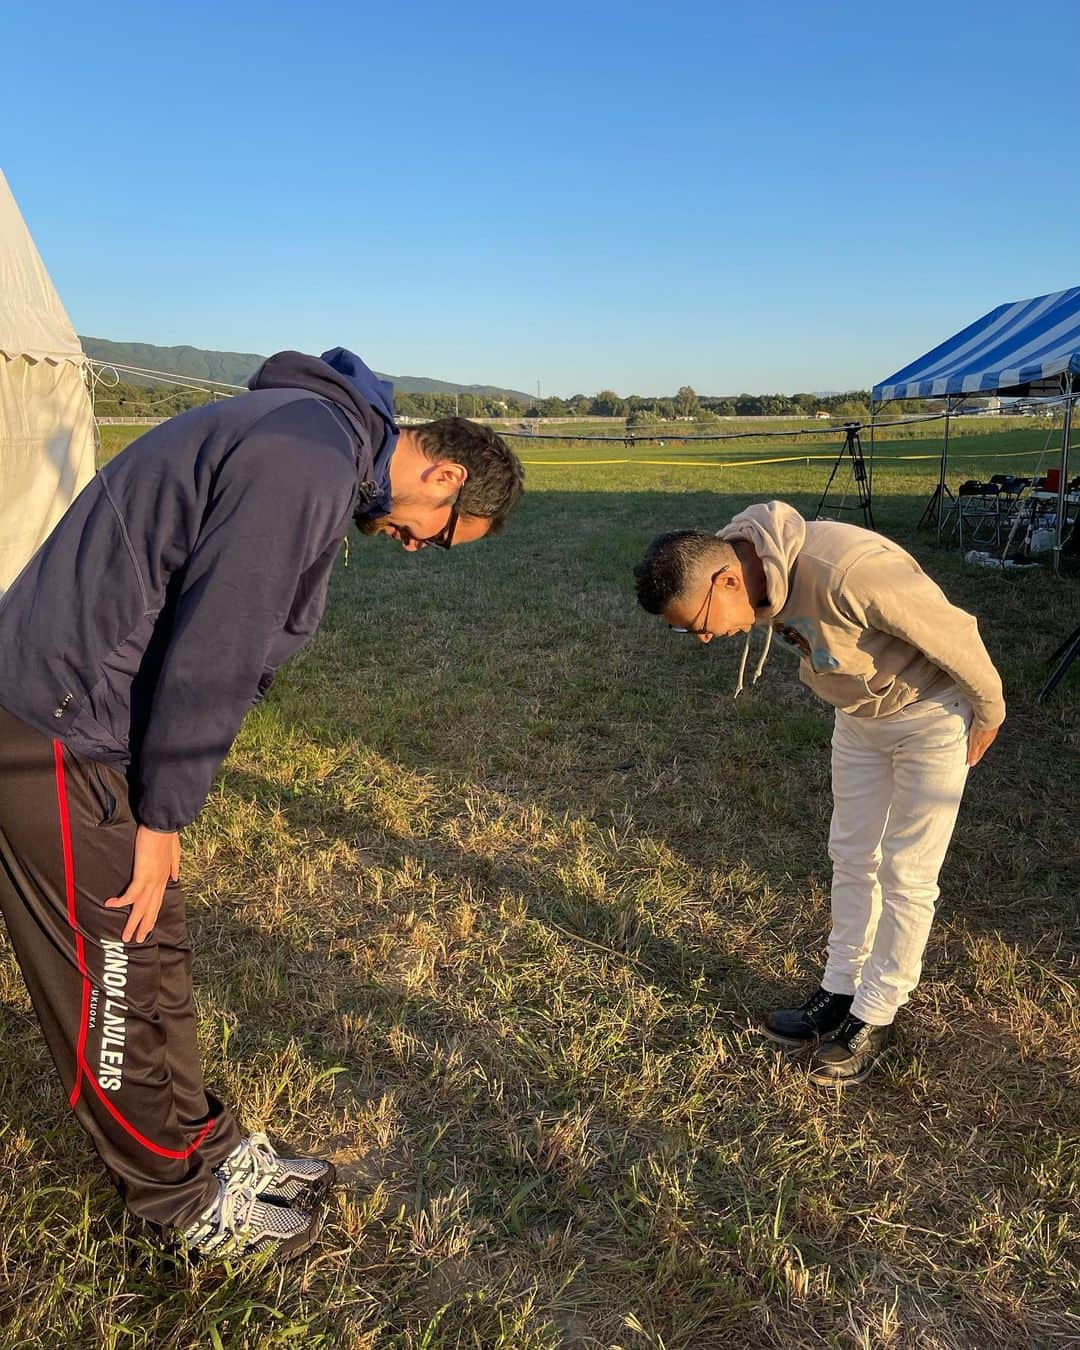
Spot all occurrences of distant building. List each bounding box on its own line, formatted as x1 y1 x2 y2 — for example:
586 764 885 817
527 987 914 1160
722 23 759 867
957 396 1002 416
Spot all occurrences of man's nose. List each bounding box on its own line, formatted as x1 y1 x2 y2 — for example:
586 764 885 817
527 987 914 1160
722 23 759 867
696 632 712 644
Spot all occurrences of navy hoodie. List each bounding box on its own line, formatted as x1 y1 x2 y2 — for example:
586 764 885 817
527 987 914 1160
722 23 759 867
0 349 396 831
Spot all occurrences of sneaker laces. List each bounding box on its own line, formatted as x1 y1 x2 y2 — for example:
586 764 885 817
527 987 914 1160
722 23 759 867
220 1181 262 1239
224 1131 282 1192
182 1181 262 1255
218 1132 332 1208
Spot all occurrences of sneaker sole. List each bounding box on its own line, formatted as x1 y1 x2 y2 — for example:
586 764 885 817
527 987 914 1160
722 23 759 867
197 1210 323 1265
274 1206 325 1261
160 1203 326 1265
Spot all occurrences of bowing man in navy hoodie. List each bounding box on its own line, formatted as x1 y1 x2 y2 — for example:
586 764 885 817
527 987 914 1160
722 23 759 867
0 348 524 1260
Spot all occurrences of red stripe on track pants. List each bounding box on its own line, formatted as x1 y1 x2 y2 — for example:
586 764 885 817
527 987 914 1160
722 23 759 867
0 707 242 1229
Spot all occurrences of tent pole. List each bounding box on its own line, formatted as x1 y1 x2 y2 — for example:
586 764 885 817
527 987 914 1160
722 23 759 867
868 402 876 506
937 396 952 545
1053 383 1074 576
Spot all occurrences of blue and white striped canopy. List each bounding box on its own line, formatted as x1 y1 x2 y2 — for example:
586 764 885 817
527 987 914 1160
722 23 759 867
873 287 1080 403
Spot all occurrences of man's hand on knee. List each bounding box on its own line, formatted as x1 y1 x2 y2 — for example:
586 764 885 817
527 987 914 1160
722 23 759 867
105 826 181 943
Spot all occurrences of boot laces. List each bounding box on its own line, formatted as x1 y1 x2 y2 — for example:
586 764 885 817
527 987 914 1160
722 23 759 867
804 988 833 1016
836 1014 869 1048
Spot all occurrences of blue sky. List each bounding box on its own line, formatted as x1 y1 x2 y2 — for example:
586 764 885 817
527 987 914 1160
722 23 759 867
6 1 1079 395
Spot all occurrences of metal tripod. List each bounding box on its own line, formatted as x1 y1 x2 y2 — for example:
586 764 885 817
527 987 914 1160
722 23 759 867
1036 624 1080 703
816 423 875 529
918 480 955 531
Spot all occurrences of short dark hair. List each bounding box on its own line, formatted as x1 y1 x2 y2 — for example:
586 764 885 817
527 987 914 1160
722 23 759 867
414 418 525 534
634 530 733 613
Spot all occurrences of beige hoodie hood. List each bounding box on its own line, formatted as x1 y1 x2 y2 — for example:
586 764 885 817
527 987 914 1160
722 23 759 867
717 500 805 619
716 501 1005 730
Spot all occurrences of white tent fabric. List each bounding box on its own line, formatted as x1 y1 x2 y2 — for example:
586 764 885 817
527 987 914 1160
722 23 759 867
0 169 95 594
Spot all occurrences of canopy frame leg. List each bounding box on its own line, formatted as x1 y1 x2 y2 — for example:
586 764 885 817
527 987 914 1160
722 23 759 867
1053 378 1075 576
936 396 953 546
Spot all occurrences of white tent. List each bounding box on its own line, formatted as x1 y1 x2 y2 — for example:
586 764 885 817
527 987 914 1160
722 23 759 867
0 169 95 594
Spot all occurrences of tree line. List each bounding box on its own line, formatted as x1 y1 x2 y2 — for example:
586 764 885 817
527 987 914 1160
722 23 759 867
90 378 936 424
392 386 910 421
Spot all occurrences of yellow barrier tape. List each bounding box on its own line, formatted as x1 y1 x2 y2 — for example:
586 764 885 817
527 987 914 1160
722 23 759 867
521 448 1053 468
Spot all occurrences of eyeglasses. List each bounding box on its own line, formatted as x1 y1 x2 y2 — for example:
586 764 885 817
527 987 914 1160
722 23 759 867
414 495 462 551
669 567 729 635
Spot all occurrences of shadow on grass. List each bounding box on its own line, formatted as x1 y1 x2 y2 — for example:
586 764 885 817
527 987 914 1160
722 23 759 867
0 481 1075 1346
303 483 1077 930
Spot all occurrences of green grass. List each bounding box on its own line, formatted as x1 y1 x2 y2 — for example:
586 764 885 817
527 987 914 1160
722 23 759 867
510 411 1053 437
1 427 1076 1347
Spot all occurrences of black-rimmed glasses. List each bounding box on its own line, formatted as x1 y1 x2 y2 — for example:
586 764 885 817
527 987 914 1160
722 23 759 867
669 567 729 635
414 496 462 551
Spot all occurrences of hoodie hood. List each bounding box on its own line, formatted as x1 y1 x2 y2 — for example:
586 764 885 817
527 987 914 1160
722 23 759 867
249 348 399 514
716 500 807 620
317 347 398 438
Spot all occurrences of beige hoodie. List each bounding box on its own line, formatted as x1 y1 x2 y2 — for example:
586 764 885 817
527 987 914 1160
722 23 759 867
717 502 1006 731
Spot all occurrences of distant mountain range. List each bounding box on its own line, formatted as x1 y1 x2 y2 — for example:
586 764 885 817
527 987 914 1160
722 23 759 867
79 337 534 404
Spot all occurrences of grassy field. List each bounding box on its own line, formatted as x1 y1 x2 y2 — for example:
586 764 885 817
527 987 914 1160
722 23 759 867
490 414 1060 447
98 413 1065 459
1 425 1077 1348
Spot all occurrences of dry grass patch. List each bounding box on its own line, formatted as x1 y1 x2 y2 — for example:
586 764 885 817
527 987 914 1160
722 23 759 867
1 443 1076 1346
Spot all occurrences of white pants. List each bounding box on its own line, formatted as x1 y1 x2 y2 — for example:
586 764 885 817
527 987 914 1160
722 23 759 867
823 689 971 1027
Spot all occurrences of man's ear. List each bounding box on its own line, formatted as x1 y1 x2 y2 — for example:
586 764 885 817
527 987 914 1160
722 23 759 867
718 569 742 591
421 460 468 492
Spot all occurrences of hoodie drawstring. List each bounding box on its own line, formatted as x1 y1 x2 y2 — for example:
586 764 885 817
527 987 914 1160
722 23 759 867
734 625 774 699
753 624 774 684
735 632 751 698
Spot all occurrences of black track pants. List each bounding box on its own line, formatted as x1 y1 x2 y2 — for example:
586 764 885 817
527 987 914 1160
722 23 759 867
0 707 242 1229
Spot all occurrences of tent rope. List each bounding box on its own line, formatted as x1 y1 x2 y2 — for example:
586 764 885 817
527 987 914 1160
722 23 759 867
89 360 248 392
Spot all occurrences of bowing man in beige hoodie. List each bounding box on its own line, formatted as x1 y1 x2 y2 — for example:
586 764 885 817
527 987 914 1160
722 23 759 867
634 501 1004 1088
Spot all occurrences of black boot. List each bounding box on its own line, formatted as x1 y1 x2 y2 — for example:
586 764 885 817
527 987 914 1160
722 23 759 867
762 986 853 1046
808 1014 893 1088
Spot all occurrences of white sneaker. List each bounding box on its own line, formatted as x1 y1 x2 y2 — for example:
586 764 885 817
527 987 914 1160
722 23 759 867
180 1179 320 1261
216 1131 336 1207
